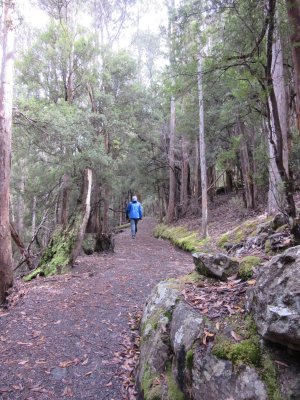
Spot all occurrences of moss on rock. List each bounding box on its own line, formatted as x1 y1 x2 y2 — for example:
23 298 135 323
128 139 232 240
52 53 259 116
166 366 185 400
212 337 261 367
238 256 261 280
180 271 204 284
217 218 266 248
141 365 159 399
185 349 194 371
154 224 212 253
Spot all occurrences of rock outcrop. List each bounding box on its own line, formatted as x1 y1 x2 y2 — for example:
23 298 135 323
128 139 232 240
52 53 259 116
138 280 272 400
192 252 239 280
247 246 300 351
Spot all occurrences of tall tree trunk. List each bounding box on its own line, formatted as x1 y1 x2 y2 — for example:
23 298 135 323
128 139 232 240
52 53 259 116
0 0 15 303
198 36 208 237
180 136 189 215
166 96 176 223
286 0 300 134
225 170 233 193
266 0 296 218
272 18 290 175
32 196 36 238
237 119 254 209
267 19 290 214
70 168 93 264
17 162 25 236
194 138 200 205
268 122 284 213
103 186 110 233
207 165 215 202
56 173 70 226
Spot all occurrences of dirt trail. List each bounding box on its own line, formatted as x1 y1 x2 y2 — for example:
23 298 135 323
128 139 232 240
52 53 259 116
0 218 194 400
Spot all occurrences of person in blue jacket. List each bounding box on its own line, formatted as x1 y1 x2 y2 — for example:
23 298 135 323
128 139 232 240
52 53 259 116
126 195 143 238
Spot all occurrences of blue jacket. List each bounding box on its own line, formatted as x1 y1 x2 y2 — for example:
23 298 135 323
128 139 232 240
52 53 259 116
126 201 143 219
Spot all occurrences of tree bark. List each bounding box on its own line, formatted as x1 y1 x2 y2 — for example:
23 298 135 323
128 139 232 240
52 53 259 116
166 96 176 223
237 119 254 209
36 168 93 278
0 0 16 303
225 170 233 193
56 173 70 226
17 162 25 236
266 0 296 218
198 36 208 237
70 168 93 264
286 0 300 134
194 138 200 204
207 165 215 202
180 137 189 215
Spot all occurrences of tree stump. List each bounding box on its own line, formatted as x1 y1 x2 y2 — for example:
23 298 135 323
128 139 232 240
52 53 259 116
95 233 115 253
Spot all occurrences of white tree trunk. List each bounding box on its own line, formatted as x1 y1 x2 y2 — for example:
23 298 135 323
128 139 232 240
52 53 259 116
197 39 208 238
166 96 176 223
0 0 16 303
272 24 289 175
267 22 290 214
70 168 93 264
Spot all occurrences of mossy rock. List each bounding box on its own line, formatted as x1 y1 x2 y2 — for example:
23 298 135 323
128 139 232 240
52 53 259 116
154 224 212 253
185 349 194 371
212 337 261 367
141 365 166 400
217 218 267 249
166 365 185 400
238 256 261 280
180 271 204 284
212 314 282 398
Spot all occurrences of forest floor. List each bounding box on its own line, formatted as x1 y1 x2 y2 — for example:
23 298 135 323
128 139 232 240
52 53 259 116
0 218 194 400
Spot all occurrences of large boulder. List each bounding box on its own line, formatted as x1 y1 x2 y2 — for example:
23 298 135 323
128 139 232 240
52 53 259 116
138 280 272 400
247 246 300 351
192 252 239 280
192 352 268 400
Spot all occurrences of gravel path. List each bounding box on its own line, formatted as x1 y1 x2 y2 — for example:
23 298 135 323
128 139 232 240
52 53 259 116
0 218 194 400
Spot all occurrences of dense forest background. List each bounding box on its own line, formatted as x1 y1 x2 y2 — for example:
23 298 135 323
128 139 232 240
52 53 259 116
1 0 300 301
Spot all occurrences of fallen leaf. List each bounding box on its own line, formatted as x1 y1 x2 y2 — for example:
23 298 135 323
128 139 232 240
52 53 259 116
203 330 214 345
247 279 256 285
104 382 112 387
59 358 79 368
231 331 242 342
18 360 29 365
62 386 73 397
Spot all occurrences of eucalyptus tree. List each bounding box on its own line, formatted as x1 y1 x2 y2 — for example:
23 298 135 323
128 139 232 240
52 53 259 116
0 0 17 303
286 0 300 134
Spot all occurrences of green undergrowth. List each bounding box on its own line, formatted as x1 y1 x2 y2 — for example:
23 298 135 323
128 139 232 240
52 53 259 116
154 224 212 253
212 315 282 399
217 217 269 248
238 256 261 280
